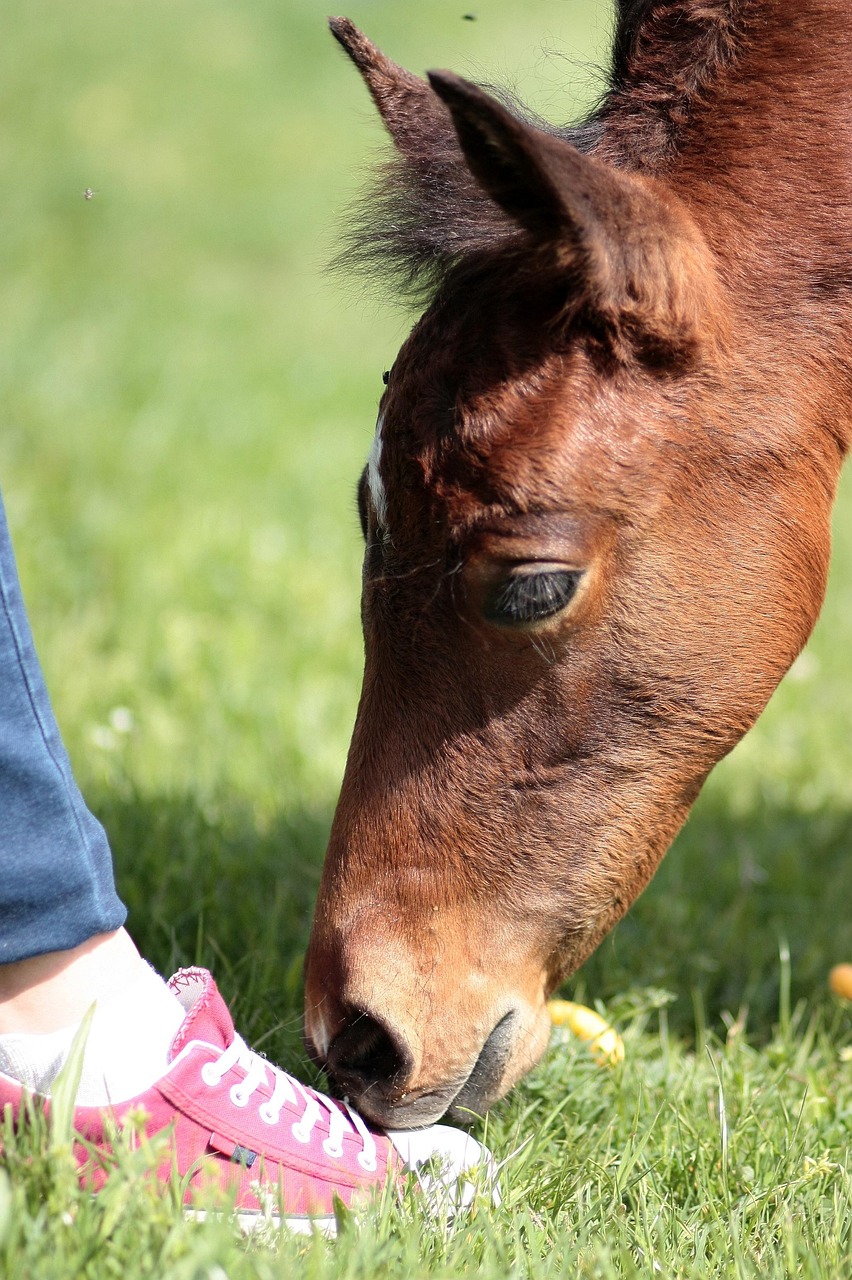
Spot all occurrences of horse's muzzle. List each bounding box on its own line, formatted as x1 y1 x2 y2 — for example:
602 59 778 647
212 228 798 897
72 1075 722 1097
309 1005 522 1127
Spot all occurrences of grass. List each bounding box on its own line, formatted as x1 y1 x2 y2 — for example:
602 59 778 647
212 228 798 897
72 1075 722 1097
0 0 851 1274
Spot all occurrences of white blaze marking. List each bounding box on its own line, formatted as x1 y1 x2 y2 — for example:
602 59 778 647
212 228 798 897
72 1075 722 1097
367 412 388 533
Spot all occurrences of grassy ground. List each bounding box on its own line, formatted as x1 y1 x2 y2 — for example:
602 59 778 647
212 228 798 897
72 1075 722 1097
1 0 851 1274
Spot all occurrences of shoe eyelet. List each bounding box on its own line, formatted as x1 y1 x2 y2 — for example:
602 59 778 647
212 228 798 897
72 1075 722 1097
201 1063 221 1087
322 1138 344 1159
259 1103 279 1125
229 1084 250 1107
291 1122 312 1145
357 1152 378 1172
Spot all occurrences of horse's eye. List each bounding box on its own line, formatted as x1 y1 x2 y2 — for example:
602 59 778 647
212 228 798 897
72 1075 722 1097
484 570 582 627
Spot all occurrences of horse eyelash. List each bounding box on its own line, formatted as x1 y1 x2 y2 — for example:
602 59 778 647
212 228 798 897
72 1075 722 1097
485 570 581 627
356 470 369 540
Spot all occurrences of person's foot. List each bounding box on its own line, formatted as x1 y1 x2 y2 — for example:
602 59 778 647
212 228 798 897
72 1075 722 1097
0 967 496 1233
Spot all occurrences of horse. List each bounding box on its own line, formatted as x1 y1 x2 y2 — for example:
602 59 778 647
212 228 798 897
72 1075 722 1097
303 0 852 1128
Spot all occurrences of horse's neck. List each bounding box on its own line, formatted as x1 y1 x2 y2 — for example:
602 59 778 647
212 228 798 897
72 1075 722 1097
606 1 852 278
676 0 852 422
622 1 852 455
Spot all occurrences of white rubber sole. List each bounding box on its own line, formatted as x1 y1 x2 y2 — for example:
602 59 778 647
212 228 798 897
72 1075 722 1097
186 1207 338 1236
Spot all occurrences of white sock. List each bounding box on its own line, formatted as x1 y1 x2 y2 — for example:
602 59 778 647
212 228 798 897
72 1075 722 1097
0 962 186 1106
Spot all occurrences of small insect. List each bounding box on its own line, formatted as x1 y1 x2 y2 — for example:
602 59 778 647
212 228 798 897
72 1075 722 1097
82 187 97 200
382 370 390 385
462 12 477 20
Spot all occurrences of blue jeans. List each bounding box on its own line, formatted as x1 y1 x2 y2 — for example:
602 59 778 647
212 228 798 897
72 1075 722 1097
0 491 126 964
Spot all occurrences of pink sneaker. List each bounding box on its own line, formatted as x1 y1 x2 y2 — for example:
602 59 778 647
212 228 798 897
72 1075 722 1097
0 968 494 1233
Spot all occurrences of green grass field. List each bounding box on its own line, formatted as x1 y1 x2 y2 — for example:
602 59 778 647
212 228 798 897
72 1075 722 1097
1 0 851 1274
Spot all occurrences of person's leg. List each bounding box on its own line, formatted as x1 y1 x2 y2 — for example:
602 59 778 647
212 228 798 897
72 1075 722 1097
0 490 126 969
0 490 183 1093
0 930 143 1033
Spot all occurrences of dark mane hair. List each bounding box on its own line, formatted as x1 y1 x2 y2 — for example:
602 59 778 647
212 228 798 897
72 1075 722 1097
336 1 751 304
604 0 750 161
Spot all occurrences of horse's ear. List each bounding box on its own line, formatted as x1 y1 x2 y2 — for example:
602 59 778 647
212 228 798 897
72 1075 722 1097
428 70 721 359
329 18 456 159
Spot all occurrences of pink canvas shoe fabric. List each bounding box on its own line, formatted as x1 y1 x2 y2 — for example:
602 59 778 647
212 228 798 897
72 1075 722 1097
0 967 398 1222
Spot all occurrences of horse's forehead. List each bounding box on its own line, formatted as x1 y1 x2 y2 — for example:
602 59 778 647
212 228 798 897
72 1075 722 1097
379 355 667 528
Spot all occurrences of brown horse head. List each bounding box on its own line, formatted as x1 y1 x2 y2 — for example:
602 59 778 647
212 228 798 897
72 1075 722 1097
304 4 851 1125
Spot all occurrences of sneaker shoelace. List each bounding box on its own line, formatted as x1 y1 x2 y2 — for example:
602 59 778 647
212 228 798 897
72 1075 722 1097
200 1035 378 1171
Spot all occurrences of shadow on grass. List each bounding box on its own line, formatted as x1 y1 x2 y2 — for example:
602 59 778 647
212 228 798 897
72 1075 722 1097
90 789 334 1077
576 781 852 1039
90 779 852 1067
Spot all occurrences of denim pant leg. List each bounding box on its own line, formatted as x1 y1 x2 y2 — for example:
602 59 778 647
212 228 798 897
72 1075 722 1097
0 492 126 964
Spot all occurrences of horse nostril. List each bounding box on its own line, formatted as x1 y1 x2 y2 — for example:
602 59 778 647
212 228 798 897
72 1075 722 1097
326 1008 413 1093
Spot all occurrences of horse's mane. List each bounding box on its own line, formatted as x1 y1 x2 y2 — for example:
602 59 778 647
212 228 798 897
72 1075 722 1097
605 0 749 158
338 1 750 303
